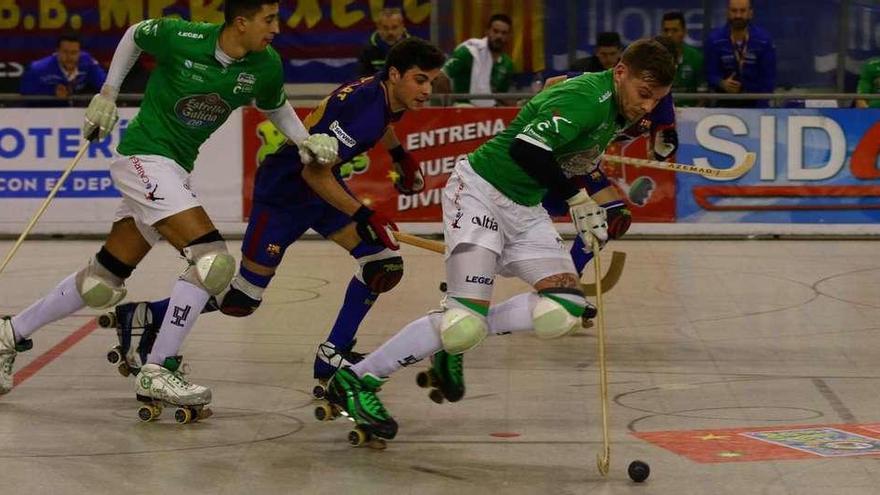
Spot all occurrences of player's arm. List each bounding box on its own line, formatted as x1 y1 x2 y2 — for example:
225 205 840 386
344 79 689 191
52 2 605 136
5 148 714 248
382 126 424 194
856 62 873 108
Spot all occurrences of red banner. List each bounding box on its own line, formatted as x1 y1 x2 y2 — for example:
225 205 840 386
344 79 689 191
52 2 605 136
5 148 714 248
242 107 676 222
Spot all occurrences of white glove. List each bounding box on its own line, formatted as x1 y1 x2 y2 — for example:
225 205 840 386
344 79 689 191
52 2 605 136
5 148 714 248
567 189 608 251
298 133 339 166
82 93 119 141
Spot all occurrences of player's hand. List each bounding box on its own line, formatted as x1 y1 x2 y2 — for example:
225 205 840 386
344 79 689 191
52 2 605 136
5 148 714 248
653 125 678 160
352 205 399 250
720 75 742 94
567 189 608 252
83 93 118 141
389 146 424 195
298 133 339 166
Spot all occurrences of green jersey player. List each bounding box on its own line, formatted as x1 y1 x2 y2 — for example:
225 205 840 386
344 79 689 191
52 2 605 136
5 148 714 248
856 57 880 109
0 0 339 422
320 39 675 442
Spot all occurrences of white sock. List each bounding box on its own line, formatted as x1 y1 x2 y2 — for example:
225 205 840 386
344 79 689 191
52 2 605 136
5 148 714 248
11 273 85 341
351 313 442 378
487 292 537 335
147 280 210 365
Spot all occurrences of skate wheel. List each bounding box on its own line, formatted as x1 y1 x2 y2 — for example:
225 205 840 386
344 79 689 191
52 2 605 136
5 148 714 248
137 404 161 422
107 347 122 365
174 407 194 424
314 403 334 422
98 312 117 329
312 384 327 399
348 428 368 447
416 371 433 389
367 438 387 450
197 407 213 421
116 362 131 377
428 389 445 404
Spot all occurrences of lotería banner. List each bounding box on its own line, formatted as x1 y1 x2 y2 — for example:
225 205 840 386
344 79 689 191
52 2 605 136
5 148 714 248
676 108 880 223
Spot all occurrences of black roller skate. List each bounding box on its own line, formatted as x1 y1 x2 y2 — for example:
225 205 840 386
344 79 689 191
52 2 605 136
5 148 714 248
99 302 158 377
416 350 465 403
314 367 396 448
312 340 367 399
581 300 598 330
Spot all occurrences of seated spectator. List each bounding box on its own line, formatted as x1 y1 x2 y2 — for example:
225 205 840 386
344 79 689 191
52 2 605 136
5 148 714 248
570 32 622 73
20 32 106 106
855 57 880 108
662 11 704 106
357 8 410 77
705 0 775 108
434 13 516 107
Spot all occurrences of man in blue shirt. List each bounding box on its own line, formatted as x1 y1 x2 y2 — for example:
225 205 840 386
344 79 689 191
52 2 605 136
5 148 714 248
20 33 107 106
705 0 775 108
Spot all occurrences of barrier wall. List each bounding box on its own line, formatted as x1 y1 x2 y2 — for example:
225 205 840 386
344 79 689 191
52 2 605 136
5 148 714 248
1 106 878 237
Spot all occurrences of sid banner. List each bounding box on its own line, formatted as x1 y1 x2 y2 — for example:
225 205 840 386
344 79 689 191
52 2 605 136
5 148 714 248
240 107 676 223
676 108 880 223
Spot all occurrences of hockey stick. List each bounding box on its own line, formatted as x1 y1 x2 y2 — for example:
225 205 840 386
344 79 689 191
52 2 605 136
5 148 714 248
393 231 445 255
0 140 92 276
591 237 611 477
602 152 756 180
581 251 626 296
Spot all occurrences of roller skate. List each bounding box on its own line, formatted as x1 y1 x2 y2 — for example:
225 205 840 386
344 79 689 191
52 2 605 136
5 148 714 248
416 350 465 403
314 367 396 448
312 340 366 399
135 356 212 424
0 317 32 394
99 302 158 377
581 301 598 330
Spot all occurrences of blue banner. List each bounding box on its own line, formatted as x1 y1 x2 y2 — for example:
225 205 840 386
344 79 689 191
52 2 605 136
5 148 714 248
675 108 880 223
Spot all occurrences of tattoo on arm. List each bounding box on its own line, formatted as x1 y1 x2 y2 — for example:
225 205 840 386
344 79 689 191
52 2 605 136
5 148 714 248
539 273 580 289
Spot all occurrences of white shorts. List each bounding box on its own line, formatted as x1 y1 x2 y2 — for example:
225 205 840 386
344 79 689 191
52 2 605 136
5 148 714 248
442 157 573 276
110 155 202 245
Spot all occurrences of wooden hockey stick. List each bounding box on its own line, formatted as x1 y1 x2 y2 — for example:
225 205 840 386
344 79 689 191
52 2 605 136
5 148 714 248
591 237 611 476
602 151 756 180
581 251 626 296
393 231 445 254
0 140 91 276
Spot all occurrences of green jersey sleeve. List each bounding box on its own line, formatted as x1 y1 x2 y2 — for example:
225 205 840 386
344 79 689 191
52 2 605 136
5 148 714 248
857 59 879 94
254 47 286 111
443 45 474 93
133 18 186 60
517 87 603 152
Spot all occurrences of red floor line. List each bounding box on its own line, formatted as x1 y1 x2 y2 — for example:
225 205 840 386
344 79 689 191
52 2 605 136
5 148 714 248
13 319 100 388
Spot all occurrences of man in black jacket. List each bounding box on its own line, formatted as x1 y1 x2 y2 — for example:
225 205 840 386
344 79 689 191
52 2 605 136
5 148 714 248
358 8 409 76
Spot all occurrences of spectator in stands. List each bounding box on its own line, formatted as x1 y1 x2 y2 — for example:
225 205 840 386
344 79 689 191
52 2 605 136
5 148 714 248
855 56 880 108
662 11 704 106
570 32 622 73
20 32 106 106
357 8 410 77
705 0 776 108
434 13 515 107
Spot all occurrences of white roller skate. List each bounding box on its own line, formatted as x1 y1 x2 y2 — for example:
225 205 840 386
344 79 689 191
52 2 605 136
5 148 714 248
0 317 32 395
312 340 367 399
135 356 212 424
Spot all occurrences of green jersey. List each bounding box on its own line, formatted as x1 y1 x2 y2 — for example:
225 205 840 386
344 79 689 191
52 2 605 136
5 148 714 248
857 57 880 108
469 70 623 206
673 44 704 106
117 18 287 172
443 40 515 95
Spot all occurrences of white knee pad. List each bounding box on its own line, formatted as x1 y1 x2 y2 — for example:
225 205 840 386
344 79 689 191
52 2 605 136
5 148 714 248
181 240 235 296
532 290 585 339
440 307 488 355
76 259 127 309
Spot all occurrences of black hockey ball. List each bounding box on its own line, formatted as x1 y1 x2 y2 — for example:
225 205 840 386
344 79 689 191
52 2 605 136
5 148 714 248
627 460 650 483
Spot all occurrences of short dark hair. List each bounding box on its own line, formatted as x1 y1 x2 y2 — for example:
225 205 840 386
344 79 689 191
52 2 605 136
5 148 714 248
386 37 445 75
662 11 686 27
652 35 677 58
596 32 622 48
224 0 279 24
620 38 675 86
487 13 512 29
58 32 80 46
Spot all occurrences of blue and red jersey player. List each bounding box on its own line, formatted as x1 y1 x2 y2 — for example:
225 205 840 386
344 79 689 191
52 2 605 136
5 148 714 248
101 38 446 387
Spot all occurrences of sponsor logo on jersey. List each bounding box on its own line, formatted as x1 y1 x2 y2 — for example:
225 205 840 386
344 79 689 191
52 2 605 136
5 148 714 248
471 215 498 231
329 120 357 148
130 156 153 190
177 31 205 39
234 73 256 95
183 59 209 71
599 90 612 103
145 184 164 202
174 93 232 129
465 275 495 286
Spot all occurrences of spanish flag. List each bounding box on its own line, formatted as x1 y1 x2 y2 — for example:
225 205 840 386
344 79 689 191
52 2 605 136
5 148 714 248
451 0 545 73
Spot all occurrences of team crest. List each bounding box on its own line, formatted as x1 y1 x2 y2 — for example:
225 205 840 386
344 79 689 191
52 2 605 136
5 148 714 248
266 244 281 257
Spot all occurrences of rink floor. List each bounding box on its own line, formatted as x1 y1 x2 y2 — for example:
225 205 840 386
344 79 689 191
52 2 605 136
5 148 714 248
2 238 880 495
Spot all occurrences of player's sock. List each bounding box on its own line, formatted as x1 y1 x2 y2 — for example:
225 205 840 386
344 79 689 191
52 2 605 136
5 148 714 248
570 236 594 277
326 243 382 347
351 313 442 378
11 273 85 342
147 280 210 365
237 265 272 296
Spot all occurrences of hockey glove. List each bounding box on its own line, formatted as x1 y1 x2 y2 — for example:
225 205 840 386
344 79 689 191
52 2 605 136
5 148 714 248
353 205 399 250
567 189 608 253
83 93 119 141
653 125 678 160
299 133 339 166
389 145 424 195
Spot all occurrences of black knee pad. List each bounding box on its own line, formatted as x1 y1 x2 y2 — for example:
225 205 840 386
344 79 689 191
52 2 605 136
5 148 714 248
219 286 262 317
606 205 632 240
96 246 135 280
361 255 404 293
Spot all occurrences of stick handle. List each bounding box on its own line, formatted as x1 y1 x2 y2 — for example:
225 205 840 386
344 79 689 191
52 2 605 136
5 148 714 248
392 231 445 255
0 141 90 276
592 238 611 475
602 152 756 179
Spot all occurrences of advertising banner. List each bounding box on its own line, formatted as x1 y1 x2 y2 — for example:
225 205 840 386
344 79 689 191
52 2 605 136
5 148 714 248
675 108 880 223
